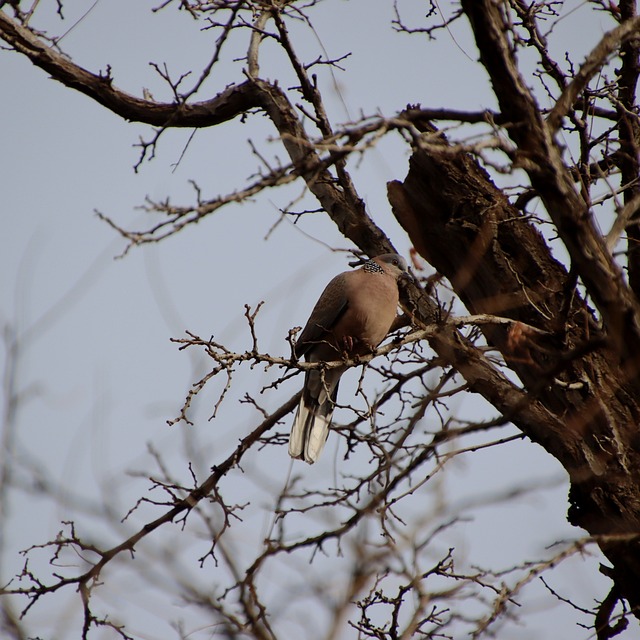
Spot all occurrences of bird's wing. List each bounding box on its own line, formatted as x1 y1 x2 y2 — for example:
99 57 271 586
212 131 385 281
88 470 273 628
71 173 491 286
295 273 349 358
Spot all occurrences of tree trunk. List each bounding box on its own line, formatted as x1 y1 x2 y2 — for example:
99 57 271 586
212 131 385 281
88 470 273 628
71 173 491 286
389 135 640 615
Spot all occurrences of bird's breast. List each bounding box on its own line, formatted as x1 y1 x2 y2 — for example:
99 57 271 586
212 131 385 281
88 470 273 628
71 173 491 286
338 276 399 353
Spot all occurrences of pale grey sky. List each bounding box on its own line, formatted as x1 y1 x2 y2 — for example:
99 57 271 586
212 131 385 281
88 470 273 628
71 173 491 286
1 1 634 638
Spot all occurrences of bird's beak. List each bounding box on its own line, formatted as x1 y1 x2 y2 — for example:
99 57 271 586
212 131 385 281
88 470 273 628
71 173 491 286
400 270 416 284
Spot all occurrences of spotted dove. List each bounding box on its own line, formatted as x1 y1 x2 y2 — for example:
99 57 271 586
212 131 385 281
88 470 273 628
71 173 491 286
289 253 409 464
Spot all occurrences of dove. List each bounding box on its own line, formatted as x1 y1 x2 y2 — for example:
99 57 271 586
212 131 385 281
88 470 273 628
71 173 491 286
289 254 408 463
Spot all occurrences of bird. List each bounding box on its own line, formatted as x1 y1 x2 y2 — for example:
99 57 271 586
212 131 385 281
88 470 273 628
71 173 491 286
289 253 409 464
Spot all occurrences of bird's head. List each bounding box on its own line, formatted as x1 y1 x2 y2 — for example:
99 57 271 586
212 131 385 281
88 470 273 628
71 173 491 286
370 253 410 280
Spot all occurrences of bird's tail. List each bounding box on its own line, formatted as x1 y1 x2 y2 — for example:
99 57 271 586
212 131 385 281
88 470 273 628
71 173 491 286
289 369 341 464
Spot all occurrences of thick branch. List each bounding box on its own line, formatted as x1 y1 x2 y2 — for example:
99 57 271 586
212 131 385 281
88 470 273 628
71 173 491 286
460 0 640 385
389 137 640 615
250 77 406 263
616 1 640 296
0 12 261 127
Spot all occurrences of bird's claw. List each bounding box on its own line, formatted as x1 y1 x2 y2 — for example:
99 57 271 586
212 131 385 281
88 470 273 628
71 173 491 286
341 335 356 352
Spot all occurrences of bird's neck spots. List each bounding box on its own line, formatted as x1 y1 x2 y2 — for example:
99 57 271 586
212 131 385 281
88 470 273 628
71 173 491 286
363 260 384 275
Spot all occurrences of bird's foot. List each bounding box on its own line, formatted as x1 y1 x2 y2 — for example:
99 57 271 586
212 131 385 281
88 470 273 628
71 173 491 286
341 335 356 352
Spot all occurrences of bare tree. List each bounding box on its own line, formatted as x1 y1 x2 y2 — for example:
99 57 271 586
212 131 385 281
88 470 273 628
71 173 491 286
1 1 640 638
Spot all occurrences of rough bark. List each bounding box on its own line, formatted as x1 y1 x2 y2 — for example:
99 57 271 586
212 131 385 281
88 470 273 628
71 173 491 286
389 133 640 614
617 1 640 296
460 0 640 383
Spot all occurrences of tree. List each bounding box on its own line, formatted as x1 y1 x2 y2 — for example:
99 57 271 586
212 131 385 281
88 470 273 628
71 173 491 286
1 1 639 638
